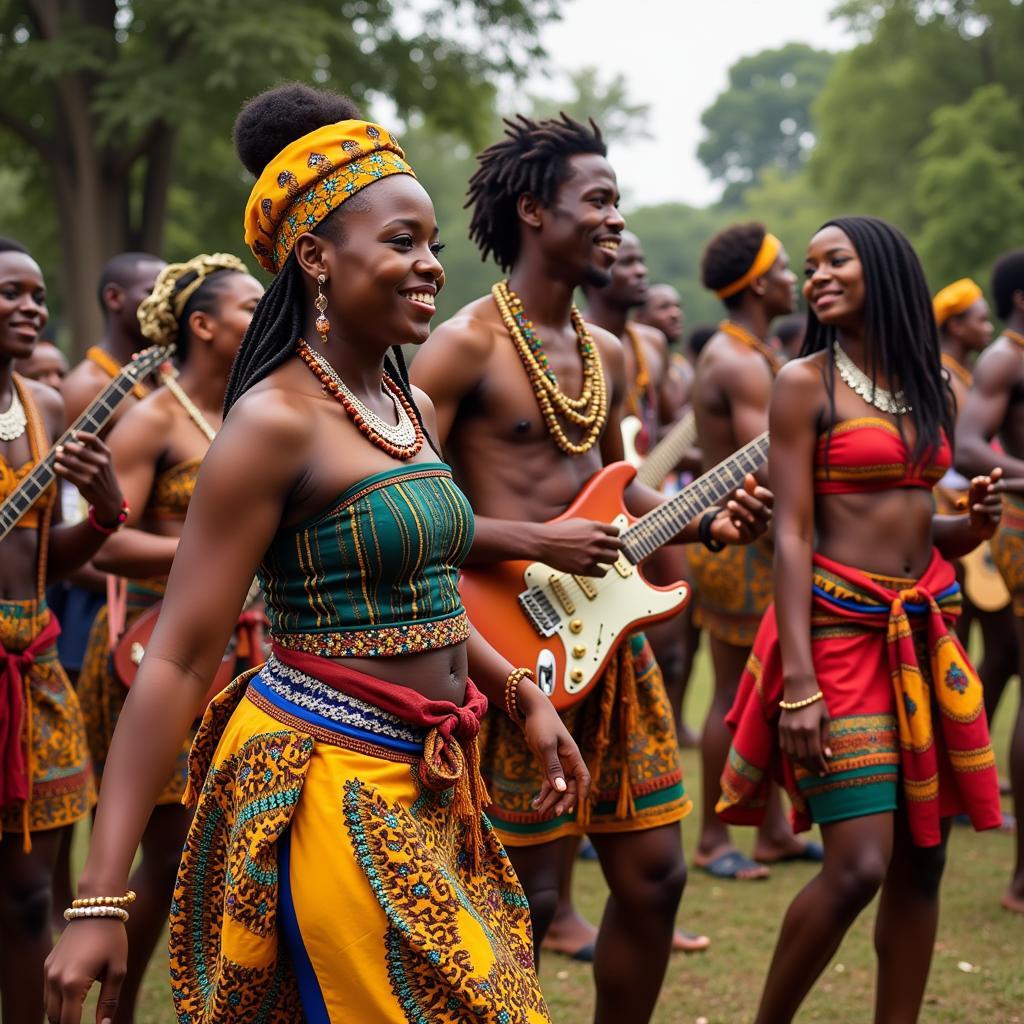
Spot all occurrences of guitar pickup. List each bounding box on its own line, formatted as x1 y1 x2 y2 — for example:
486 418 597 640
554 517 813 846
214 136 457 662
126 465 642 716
548 575 576 615
572 575 598 599
613 556 632 579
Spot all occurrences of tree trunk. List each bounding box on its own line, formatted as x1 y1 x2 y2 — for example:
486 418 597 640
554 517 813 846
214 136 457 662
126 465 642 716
137 125 177 255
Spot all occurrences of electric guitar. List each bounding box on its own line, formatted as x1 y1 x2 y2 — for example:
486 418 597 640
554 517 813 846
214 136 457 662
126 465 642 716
636 410 698 488
460 432 769 710
0 345 173 543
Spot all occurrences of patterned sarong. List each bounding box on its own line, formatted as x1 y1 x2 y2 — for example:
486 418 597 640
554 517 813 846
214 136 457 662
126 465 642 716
0 599 94 840
717 551 1001 847
169 653 549 1024
479 633 691 846
687 536 773 647
991 491 1024 616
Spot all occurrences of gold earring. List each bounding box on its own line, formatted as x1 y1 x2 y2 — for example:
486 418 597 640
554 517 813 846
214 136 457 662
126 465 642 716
315 273 330 344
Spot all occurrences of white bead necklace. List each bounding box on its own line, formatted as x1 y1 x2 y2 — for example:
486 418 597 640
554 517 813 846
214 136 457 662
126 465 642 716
0 384 27 441
833 344 911 415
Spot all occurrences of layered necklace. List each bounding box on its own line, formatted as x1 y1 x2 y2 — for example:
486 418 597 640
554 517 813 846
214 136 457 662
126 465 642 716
160 369 217 442
296 339 423 460
719 320 782 377
492 280 607 456
0 383 27 442
833 343 911 415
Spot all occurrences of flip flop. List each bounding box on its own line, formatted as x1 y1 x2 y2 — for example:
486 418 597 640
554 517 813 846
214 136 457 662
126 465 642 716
698 850 769 880
757 841 824 865
673 929 711 953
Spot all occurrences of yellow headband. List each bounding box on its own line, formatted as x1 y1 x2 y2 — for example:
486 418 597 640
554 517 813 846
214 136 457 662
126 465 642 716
243 119 415 274
138 253 248 346
715 233 781 299
933 278 983 326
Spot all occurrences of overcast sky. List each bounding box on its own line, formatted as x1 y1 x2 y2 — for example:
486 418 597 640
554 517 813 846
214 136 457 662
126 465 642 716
532 0 853 209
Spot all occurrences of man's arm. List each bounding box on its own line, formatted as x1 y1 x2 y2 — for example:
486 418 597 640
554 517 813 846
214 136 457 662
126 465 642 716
956 343 1024 484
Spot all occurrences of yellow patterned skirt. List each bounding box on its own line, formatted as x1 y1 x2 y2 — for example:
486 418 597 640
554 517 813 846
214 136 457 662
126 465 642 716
78 580 193 805
687 537 774 647
0 599 94 836
991 491 1024 617
479 633 691 846
169 654 549 1023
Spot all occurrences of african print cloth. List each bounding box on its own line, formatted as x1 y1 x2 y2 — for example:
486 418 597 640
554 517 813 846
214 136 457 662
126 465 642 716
687 536 773 647
480 633 690 846
78 580 193 805
169 653 549 1024
0 599 94 837
991 491 1024 616
717 550 1001 847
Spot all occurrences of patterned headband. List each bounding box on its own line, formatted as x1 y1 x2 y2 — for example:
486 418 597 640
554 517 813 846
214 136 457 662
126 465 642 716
243 120 415 274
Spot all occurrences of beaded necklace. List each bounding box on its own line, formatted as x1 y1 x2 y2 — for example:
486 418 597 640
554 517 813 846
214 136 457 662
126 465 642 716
296 339 424 460
833 344 911 415
491 280 608 456
718 320 782 377
941 351 973 389
0 383 26 441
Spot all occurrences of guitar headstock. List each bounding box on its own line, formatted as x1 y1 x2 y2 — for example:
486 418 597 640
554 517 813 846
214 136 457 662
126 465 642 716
123 344 175 380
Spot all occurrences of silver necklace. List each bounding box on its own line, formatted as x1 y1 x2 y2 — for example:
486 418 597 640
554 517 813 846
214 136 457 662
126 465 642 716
161 370 217 443
302 344 417 448
0 383 27 441
833 344 911 415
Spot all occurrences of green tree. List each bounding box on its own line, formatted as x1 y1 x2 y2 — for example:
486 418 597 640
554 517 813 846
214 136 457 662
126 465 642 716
0 0 558 351
913 84 1024 289
697 43 836 205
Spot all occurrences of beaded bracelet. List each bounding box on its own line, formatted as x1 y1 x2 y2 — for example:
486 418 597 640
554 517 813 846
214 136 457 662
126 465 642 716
504 668 534 724
779 691 824 711
87 499 130 536
698 508 725 552
63 905 130 923
71 889 136 909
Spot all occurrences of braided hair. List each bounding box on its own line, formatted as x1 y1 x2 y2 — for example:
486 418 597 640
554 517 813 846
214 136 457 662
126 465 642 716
700 222 766 310
466 113 606 271
800 215 953 462
222 84 436 454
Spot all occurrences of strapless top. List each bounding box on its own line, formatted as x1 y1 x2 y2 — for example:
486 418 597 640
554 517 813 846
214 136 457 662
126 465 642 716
145 457 201 520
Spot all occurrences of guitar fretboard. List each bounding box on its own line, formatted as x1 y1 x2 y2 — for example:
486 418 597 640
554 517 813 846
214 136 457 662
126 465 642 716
622 432 769 563
636 411 698 488
0 348 169 541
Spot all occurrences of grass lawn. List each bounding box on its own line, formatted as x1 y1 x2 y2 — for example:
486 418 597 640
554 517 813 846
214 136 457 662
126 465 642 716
82 639 1022 1023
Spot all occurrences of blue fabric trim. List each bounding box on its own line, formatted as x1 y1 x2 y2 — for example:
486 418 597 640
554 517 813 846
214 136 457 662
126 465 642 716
812 582 960 616
250 673 423 755
279 828 330 1024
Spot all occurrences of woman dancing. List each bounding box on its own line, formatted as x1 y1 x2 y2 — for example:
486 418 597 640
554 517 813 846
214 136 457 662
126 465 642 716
44 84 586 1024
75 253 262 1021
0 238 124 1024
718 216 1003 1023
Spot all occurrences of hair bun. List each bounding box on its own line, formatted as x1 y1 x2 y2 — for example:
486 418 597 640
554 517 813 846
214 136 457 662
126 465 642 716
234 83 361 178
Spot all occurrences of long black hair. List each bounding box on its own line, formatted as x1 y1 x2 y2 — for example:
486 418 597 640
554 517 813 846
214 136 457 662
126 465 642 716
800 215 953 461
222 84 436 453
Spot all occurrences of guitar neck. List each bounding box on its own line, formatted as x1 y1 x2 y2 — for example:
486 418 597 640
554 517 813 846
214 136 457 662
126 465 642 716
636 411 697 488
622 432 769 563
0 372 145 542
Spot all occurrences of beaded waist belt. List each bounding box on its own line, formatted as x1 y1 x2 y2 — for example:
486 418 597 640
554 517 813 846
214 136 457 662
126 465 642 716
246 653 426 760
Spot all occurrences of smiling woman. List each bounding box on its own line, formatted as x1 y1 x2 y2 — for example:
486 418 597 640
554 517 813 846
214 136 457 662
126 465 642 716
43 83 590 1024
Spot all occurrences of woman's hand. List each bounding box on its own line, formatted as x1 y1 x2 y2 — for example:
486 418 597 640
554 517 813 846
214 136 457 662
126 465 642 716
54 431 124 524
517 682 591 819
968 468 1002 541
44 919 127 1024
778 684 832 777
709 473 774 546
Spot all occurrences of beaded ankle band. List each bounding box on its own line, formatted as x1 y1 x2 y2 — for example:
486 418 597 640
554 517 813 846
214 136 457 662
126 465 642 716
71 889 137 909
64 905 130 923
504 667 533 724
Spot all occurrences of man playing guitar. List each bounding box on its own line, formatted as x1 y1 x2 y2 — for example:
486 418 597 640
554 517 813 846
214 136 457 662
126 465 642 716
411 114 770 1024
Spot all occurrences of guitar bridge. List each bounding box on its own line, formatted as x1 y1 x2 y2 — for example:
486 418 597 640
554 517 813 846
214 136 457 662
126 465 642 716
518 587 560 637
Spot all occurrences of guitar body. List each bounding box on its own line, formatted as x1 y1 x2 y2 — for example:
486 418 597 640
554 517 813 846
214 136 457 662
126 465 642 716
961 542 1011 612
460 462 689 711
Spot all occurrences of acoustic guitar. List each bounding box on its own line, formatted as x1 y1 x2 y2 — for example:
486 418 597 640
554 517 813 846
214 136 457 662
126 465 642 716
460 433 769 710
0 345 172 543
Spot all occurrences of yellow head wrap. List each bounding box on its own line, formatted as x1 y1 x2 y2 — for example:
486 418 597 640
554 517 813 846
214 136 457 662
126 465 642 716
138 253 248 346
715 232 781 299
243 120 414 274
933 278 984 326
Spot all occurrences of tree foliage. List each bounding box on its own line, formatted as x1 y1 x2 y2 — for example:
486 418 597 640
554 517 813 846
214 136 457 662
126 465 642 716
697 43 836 205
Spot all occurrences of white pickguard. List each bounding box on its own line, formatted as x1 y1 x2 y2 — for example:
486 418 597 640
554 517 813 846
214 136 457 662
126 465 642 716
521 514 688 696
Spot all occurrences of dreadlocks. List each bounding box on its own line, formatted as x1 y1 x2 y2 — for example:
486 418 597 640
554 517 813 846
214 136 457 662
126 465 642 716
800 215 954 462
466 113 606 271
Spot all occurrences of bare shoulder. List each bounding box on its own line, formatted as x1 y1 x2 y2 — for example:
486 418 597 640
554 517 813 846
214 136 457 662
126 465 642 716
424 296 502 359
61 359 109 417
772 353 827 422
221 377 317 457
21 376 64 441
973 336 1024 388
588 322 625 369
631 321 668 355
